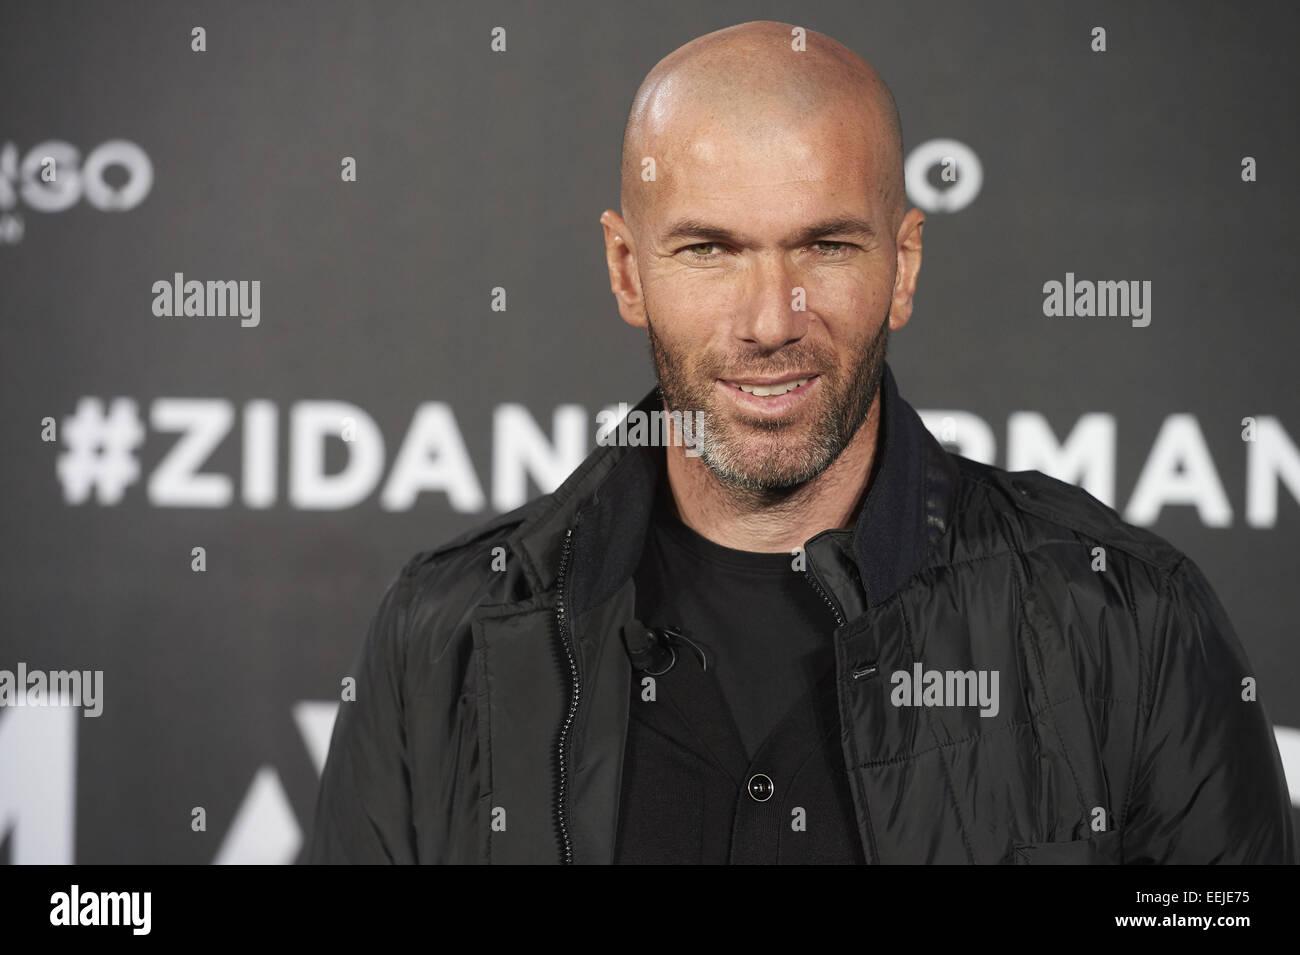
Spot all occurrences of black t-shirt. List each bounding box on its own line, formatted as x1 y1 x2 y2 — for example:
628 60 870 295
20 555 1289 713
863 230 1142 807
632 485 840 761
613 482 865 864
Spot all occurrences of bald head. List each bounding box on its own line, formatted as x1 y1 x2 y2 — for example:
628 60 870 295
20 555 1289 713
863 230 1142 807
620 21 904 237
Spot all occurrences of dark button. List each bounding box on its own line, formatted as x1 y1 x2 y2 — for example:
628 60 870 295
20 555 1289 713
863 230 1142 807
747 773 775 802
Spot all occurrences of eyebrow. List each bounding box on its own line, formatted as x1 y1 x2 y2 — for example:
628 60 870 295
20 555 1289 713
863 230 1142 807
660 215 878 247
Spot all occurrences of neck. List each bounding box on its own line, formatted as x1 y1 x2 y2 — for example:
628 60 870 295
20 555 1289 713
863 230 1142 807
663 393 882 554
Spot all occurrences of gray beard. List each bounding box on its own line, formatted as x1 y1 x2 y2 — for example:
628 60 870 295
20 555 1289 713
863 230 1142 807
646 308 890 504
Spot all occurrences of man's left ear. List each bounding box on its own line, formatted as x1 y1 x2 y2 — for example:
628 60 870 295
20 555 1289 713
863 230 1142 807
890 208 925 330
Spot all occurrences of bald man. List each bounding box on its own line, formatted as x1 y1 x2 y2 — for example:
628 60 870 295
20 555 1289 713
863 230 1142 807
308 21 1294 865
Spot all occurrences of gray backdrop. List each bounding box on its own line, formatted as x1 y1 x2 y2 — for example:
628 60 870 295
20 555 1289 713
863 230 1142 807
1 0 1296 863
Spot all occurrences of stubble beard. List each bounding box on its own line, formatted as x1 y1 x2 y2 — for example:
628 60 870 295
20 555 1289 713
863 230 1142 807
646 308 890 502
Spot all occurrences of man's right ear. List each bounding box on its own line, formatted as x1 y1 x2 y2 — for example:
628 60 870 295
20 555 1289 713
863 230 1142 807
600 209 647 329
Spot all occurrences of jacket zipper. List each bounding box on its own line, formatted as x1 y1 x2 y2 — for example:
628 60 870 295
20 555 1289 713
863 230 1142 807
804 552 846 628
804 542 881 864
553 524 580 864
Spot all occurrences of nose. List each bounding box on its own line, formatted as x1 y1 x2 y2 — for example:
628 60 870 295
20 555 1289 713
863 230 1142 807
731 251 809 351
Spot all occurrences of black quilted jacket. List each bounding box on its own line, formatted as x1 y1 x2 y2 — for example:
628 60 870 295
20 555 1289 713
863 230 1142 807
307 362 1295 864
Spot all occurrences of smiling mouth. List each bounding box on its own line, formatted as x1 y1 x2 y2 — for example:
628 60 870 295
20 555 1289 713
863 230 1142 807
722 375 816 397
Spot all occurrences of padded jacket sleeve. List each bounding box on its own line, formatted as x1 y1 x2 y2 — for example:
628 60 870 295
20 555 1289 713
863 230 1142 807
304 565 417 864
1122 556 1295 863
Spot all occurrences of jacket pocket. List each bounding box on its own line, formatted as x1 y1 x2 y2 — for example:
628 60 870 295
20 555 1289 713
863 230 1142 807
1008 828 1124 864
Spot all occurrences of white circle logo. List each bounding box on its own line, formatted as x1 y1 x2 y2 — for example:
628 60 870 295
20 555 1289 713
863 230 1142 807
905 138 983 214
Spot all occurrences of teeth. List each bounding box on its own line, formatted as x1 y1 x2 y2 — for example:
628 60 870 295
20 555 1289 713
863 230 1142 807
737 377 809 397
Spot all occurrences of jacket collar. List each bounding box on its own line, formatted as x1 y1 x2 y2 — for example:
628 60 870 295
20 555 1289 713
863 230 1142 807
509 360 958 614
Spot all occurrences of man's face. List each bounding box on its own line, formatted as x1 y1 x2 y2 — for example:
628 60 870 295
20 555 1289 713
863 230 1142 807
632 111 900 491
